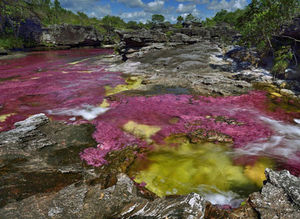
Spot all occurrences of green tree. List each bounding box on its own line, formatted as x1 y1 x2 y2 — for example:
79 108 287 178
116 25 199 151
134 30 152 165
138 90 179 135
177 15 184 24
185 13 198 22
151 14 165 24
54 0 61 11
238 0 300 75
239 0 299 50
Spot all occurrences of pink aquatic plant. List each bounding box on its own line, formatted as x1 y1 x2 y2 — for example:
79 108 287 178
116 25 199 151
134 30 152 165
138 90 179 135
0 49 123 131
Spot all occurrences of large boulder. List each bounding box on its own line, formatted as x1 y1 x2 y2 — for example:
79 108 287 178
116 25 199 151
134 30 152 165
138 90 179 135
249 168 300 219
40 24 103 47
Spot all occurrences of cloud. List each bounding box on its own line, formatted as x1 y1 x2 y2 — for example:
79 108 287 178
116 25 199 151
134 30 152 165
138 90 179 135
120 11 147 19
145 0 165 13
89 5 111 18
117 0 144 8
176 3 197 13
59 0 98 11
176 0 209 3
207 0 248 12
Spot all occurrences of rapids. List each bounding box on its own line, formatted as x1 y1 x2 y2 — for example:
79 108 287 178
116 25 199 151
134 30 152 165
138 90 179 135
0 49 299 206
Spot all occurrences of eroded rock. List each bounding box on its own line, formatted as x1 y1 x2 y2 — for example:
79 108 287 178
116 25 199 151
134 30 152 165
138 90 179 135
0 114 97 207
249 169 300 219
0 173 207 219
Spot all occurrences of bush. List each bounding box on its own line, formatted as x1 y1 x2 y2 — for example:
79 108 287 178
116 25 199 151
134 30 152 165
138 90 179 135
0 36 24 49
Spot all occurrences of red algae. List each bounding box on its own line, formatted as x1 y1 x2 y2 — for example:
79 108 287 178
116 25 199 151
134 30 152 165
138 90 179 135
0 49 124 131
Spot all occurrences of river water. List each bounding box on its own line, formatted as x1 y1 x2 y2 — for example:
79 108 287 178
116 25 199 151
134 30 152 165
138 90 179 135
0 49 299 207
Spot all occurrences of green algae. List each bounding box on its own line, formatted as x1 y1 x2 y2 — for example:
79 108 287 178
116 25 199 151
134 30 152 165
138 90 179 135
131 136 263 198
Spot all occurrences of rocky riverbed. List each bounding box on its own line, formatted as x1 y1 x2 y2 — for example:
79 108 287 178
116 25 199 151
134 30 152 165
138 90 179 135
0 27 300 218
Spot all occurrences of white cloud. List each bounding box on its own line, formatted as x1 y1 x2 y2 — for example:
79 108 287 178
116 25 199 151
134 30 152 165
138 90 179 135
89 5 111 18
207 0 248 12
145 0 165 13
176 0 209 3
117 0 144 8
121 11 147 19
176 3 197 13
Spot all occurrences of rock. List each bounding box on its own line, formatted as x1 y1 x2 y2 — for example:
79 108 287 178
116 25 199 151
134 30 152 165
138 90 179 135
284 68 300 80
0 114 97 207
204 202 258 219
225 46 260 70
188 128 233 144
281 16 300 40
117 29 168 48
280 88 296 97
18 18 43 44
0 173 207 219
249 169 300 219
40 24 103 47
0 47 8 55
170 33 200 44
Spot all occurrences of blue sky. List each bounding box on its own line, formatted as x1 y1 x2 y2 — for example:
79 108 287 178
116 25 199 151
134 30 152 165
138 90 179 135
59 0 251 23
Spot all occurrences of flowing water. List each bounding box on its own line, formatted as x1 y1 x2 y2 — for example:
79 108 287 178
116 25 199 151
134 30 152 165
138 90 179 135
1 49 300 207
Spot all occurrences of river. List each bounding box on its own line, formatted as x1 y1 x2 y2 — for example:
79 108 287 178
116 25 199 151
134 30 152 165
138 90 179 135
0 48 299 207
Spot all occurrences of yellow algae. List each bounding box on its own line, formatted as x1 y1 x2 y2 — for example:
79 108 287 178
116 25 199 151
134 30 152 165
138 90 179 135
244 158 274 187
133 136 256 197
123 121 161 141
169 117 179 124
271 92 282 97
31 77 40 80
0 113 15 122
69 58 90 65
105 76 142 96
99 99 110 108
62 71 69 74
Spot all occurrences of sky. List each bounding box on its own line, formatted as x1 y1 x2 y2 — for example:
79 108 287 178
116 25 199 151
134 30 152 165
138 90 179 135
59 0 251 23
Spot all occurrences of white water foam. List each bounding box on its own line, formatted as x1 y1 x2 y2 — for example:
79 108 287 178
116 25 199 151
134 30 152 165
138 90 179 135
235 116 300 160
197 185 241 207
47 104 109 120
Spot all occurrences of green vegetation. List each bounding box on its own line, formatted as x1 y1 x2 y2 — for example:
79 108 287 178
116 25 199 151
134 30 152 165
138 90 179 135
203 9 245 27
204 0 300 76
151 14 165 24
0 0 151 49
184 13 200 23
0 36 24 49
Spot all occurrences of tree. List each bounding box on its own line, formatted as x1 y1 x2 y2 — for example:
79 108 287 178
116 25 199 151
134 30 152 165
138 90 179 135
177 16 184 24
54 0 61 11
151 14 165 24
185 13 197 22
238 0 300 75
